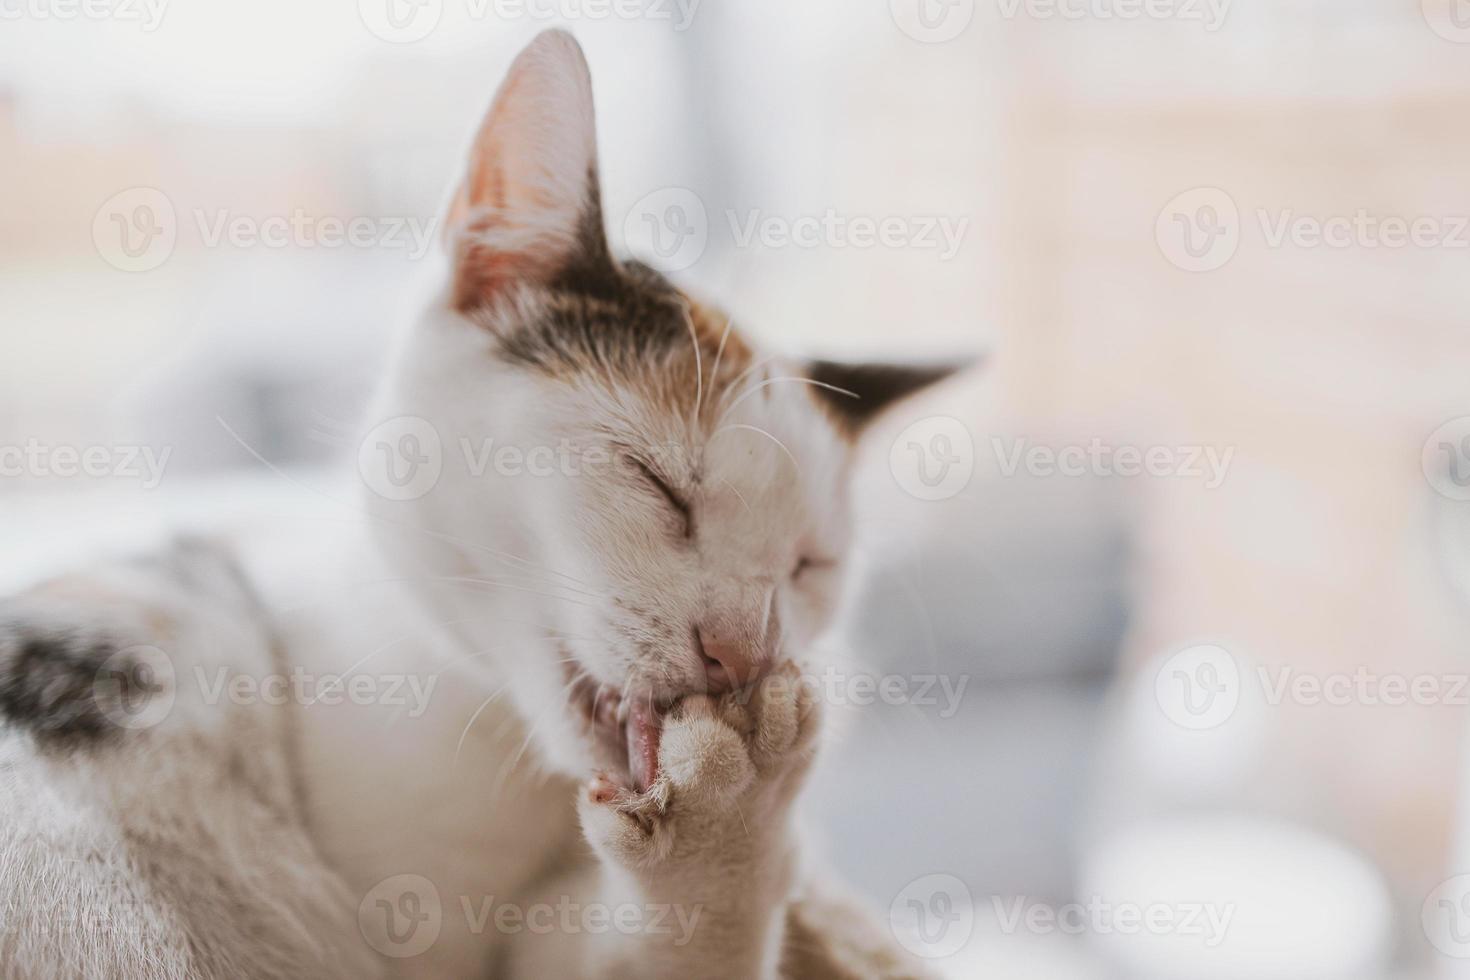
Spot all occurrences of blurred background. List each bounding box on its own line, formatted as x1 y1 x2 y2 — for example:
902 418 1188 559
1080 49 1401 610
5 1 1470 977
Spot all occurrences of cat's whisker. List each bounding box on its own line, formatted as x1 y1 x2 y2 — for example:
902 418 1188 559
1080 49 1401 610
719 477 754 517
441 572 604 603
681 301 704 429
453 686 508 767
718 356 777 410
436 577 598 609
717 376 859 428
710 313 735 392
711 423 801 475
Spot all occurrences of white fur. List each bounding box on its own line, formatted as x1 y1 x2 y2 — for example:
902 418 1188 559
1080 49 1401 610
0 30 922 980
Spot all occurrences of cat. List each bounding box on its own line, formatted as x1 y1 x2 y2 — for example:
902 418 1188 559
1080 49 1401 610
0 30 962 980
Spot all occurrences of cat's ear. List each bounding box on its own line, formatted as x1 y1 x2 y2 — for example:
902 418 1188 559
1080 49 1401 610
445 30 610 312
806 358 978 437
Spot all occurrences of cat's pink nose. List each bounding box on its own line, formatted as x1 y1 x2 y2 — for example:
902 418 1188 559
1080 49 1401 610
697 627 768 693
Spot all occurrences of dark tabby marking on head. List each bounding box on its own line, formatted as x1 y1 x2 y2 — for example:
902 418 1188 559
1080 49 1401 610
806 358 974 437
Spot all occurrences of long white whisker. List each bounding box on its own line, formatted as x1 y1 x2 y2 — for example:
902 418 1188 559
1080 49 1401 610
710 313 735 389
719 376 859 426
712 423 801 475
682 301 704 428
454 687 507 766
719 477 754 516
719 356 777 410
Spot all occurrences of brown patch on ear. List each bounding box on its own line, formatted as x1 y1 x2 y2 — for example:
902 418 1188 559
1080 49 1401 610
807 358 976 437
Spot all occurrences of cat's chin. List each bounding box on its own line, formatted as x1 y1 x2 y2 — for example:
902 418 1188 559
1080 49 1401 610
567 667 669 794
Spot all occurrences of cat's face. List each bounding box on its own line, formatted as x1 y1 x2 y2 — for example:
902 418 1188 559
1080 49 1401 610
365 31 957 788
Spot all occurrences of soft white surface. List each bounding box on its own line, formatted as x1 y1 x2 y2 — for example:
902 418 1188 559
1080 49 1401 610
1081 814 1394 980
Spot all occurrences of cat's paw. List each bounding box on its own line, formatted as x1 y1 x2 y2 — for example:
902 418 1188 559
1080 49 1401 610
577 661 821 876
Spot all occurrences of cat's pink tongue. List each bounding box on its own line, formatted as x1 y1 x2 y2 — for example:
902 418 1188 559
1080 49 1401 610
626 700 662 793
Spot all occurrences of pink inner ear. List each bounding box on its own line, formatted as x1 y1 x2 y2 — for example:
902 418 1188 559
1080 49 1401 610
444 30 600 313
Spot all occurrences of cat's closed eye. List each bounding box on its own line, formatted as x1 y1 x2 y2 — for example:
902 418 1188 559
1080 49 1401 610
632 458 692 537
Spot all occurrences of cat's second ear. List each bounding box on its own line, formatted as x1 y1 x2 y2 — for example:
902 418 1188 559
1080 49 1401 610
445 30 609 312
806 358 978 437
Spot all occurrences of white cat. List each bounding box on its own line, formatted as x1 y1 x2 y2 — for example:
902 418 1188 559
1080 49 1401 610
0 31 960 979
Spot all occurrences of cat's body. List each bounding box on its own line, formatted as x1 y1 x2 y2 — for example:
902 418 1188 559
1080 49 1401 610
0 31 958 980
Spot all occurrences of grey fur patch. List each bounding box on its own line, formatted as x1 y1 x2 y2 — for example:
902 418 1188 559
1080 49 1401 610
0 537 254 750
0 625 139 747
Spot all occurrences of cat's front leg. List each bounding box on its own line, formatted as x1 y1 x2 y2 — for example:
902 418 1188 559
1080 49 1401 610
583 661 821 978
509 661 821 980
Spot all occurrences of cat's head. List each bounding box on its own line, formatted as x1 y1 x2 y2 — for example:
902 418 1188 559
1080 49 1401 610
365 31 963 788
